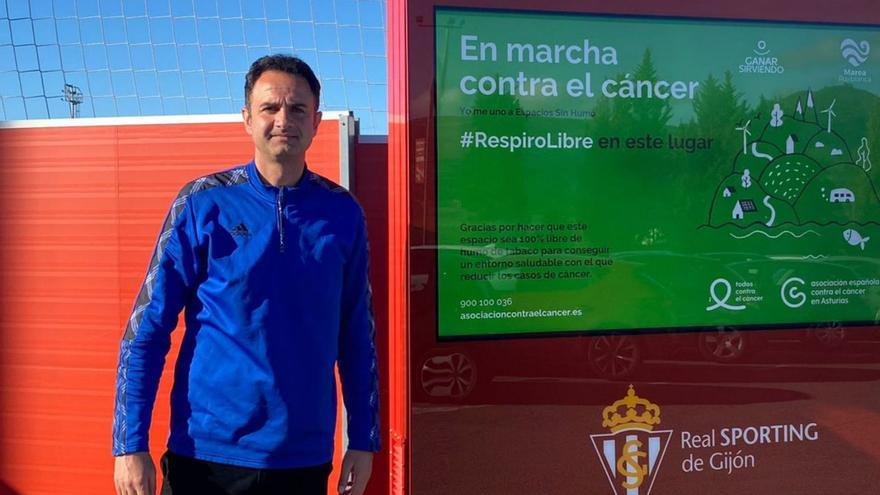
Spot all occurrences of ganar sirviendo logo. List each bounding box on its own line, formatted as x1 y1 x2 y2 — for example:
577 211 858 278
590 385 672 495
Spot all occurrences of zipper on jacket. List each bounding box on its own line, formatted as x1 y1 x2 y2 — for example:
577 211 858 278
276 187 286 253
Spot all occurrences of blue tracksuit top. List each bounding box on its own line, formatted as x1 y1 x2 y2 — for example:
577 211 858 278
112 161 380 468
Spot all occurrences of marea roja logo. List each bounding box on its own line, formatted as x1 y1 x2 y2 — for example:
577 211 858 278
590 385 672 495
841 39 870 67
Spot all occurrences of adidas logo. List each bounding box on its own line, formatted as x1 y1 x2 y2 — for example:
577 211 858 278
230 223 251 238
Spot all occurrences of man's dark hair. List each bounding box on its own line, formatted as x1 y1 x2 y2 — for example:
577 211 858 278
244 54 321 109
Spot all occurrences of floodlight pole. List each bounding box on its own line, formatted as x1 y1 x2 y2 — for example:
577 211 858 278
63 84 84 118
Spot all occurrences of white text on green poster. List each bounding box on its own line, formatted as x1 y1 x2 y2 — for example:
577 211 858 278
436 9 880 338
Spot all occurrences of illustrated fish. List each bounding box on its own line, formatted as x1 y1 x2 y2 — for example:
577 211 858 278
843 229 870 250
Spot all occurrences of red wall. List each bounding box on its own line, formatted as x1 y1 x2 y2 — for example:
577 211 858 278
0 119 389 495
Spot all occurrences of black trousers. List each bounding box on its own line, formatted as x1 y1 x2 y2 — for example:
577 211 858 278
160 451 333 495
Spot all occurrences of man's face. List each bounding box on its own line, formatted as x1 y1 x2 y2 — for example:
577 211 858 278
242 70 322 165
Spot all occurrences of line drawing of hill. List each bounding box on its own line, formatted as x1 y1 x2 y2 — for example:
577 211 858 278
706 87 880 230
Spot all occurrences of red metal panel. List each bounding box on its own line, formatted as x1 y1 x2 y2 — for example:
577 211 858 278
352 140 391 495
0 126 121 495
387 1 412 494
0 118 348 495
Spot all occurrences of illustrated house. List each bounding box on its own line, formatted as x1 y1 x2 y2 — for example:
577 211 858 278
723 186 736 197
732 199 757 219
732 202 744 219
786 134 798 154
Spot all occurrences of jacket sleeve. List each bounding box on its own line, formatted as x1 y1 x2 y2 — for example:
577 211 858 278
337 208 381 452
112 190 200 455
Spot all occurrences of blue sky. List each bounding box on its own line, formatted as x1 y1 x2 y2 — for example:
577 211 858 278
1 0 388 134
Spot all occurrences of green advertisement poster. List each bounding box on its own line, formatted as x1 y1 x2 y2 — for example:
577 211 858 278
435 8 880 338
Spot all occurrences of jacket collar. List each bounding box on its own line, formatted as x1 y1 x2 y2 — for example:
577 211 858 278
246 160 314 203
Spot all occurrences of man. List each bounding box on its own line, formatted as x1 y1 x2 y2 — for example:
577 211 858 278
113 55 379 495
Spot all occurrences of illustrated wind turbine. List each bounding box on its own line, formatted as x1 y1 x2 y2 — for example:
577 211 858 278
820 99 837 133
735 120 752 155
